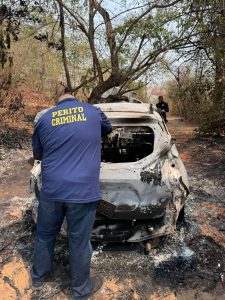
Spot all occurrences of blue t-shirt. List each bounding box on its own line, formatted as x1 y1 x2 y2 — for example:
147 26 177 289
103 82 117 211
32 97 112 203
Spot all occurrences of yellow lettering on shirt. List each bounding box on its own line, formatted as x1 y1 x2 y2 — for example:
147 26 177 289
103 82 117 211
62 109 69 115
77 114 82 121
57 110 63 117
51 106 87 127
62 116 71 123
71 115 77 122
55 118 61 126
81 113 87 121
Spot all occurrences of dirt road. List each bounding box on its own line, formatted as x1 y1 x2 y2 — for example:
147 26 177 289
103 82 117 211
0 117 225 300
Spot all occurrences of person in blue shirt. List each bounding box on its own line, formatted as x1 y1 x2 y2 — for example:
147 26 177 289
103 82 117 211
31 88 112 300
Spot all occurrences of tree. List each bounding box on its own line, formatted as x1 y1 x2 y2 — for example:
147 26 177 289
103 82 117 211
0 1 48 87
165 58 213 120
0 3 18 86
181 0 225 133
52 0 200 103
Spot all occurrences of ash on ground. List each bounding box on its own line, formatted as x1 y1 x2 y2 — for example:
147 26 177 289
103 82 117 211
0 118 225 300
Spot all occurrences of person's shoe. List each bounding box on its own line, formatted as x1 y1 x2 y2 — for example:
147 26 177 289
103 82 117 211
70 275 103 300
89 275 103 298
31 280 45 290
29 273 53 291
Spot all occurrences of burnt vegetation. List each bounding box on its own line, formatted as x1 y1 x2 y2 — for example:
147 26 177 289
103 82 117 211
0 1 225 299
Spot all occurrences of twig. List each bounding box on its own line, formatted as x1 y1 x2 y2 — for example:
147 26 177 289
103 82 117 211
0 240 12 252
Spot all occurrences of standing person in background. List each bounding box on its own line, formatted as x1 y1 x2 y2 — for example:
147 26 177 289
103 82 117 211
156 95 169 123
31 87 112 300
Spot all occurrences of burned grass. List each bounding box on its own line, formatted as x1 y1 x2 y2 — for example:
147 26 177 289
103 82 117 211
0 117 225 299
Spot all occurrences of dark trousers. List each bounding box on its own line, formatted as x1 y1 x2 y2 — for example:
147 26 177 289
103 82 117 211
31 199 97 300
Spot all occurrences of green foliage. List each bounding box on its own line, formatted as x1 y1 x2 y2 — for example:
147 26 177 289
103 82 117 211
166 65 214 121
0 0 51 87
166 59 225 135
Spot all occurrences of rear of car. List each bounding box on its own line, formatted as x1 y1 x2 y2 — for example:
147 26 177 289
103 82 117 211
31 102 189 243
92 103 189 242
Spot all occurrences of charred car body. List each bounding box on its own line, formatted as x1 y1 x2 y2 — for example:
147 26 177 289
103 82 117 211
30 102 189 243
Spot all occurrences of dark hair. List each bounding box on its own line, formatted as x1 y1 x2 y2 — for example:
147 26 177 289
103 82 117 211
158 95 163 101
64 87 73 94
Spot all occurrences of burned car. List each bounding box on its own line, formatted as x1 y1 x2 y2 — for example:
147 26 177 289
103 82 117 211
30 102 189 244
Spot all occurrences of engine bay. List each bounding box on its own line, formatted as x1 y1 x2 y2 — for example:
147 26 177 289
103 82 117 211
101 126 154 162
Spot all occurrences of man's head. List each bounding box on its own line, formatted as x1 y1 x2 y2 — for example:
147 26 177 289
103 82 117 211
158 96 163 102
58 87 74 103
64 87 73 94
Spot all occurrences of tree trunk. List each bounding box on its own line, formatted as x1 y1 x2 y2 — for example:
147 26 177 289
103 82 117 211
59 3 72 90
0 5 13 87
88 74 124 103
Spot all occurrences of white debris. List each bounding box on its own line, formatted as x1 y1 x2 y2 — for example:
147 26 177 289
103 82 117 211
153 252 175 266
179 247 194 259
91 243 107 263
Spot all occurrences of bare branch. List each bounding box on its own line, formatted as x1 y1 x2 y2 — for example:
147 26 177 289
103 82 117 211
94 2 149 31
162 60 180 83
88 0 103 82
128 22 201 80
120 79 152 96
73 68 110 93
59 2 72 90
117 0 182 54
128 34 146 73
55 0 88 37
92 0 118 74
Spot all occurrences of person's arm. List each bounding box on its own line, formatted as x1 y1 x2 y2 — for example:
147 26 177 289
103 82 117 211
100 110 112 137
164 102 169 113
32 125 43 160
156 103 162 112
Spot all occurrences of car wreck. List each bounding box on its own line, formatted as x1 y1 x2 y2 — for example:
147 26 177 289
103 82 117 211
30 102 189 245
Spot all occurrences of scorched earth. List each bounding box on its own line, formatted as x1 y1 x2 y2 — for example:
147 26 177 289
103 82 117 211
0 117 225 300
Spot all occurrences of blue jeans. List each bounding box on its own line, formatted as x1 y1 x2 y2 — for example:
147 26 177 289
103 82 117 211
31 200 97 300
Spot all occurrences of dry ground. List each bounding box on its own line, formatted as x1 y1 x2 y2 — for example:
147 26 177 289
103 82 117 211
0 114 225 300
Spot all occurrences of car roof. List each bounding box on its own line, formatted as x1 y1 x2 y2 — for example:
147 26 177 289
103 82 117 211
95 102 149 113
95 102 161 121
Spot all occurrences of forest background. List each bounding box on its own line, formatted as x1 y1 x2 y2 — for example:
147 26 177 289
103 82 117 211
1 0 225 139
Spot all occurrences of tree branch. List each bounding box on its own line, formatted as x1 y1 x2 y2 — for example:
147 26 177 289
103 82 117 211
59 2 72 90
72 68 110 93
94 2 149 31
128 34 146 73
119 79 152 96
55 0 89 37
88 0 103 82
116 0 182 54
92 0 118 75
